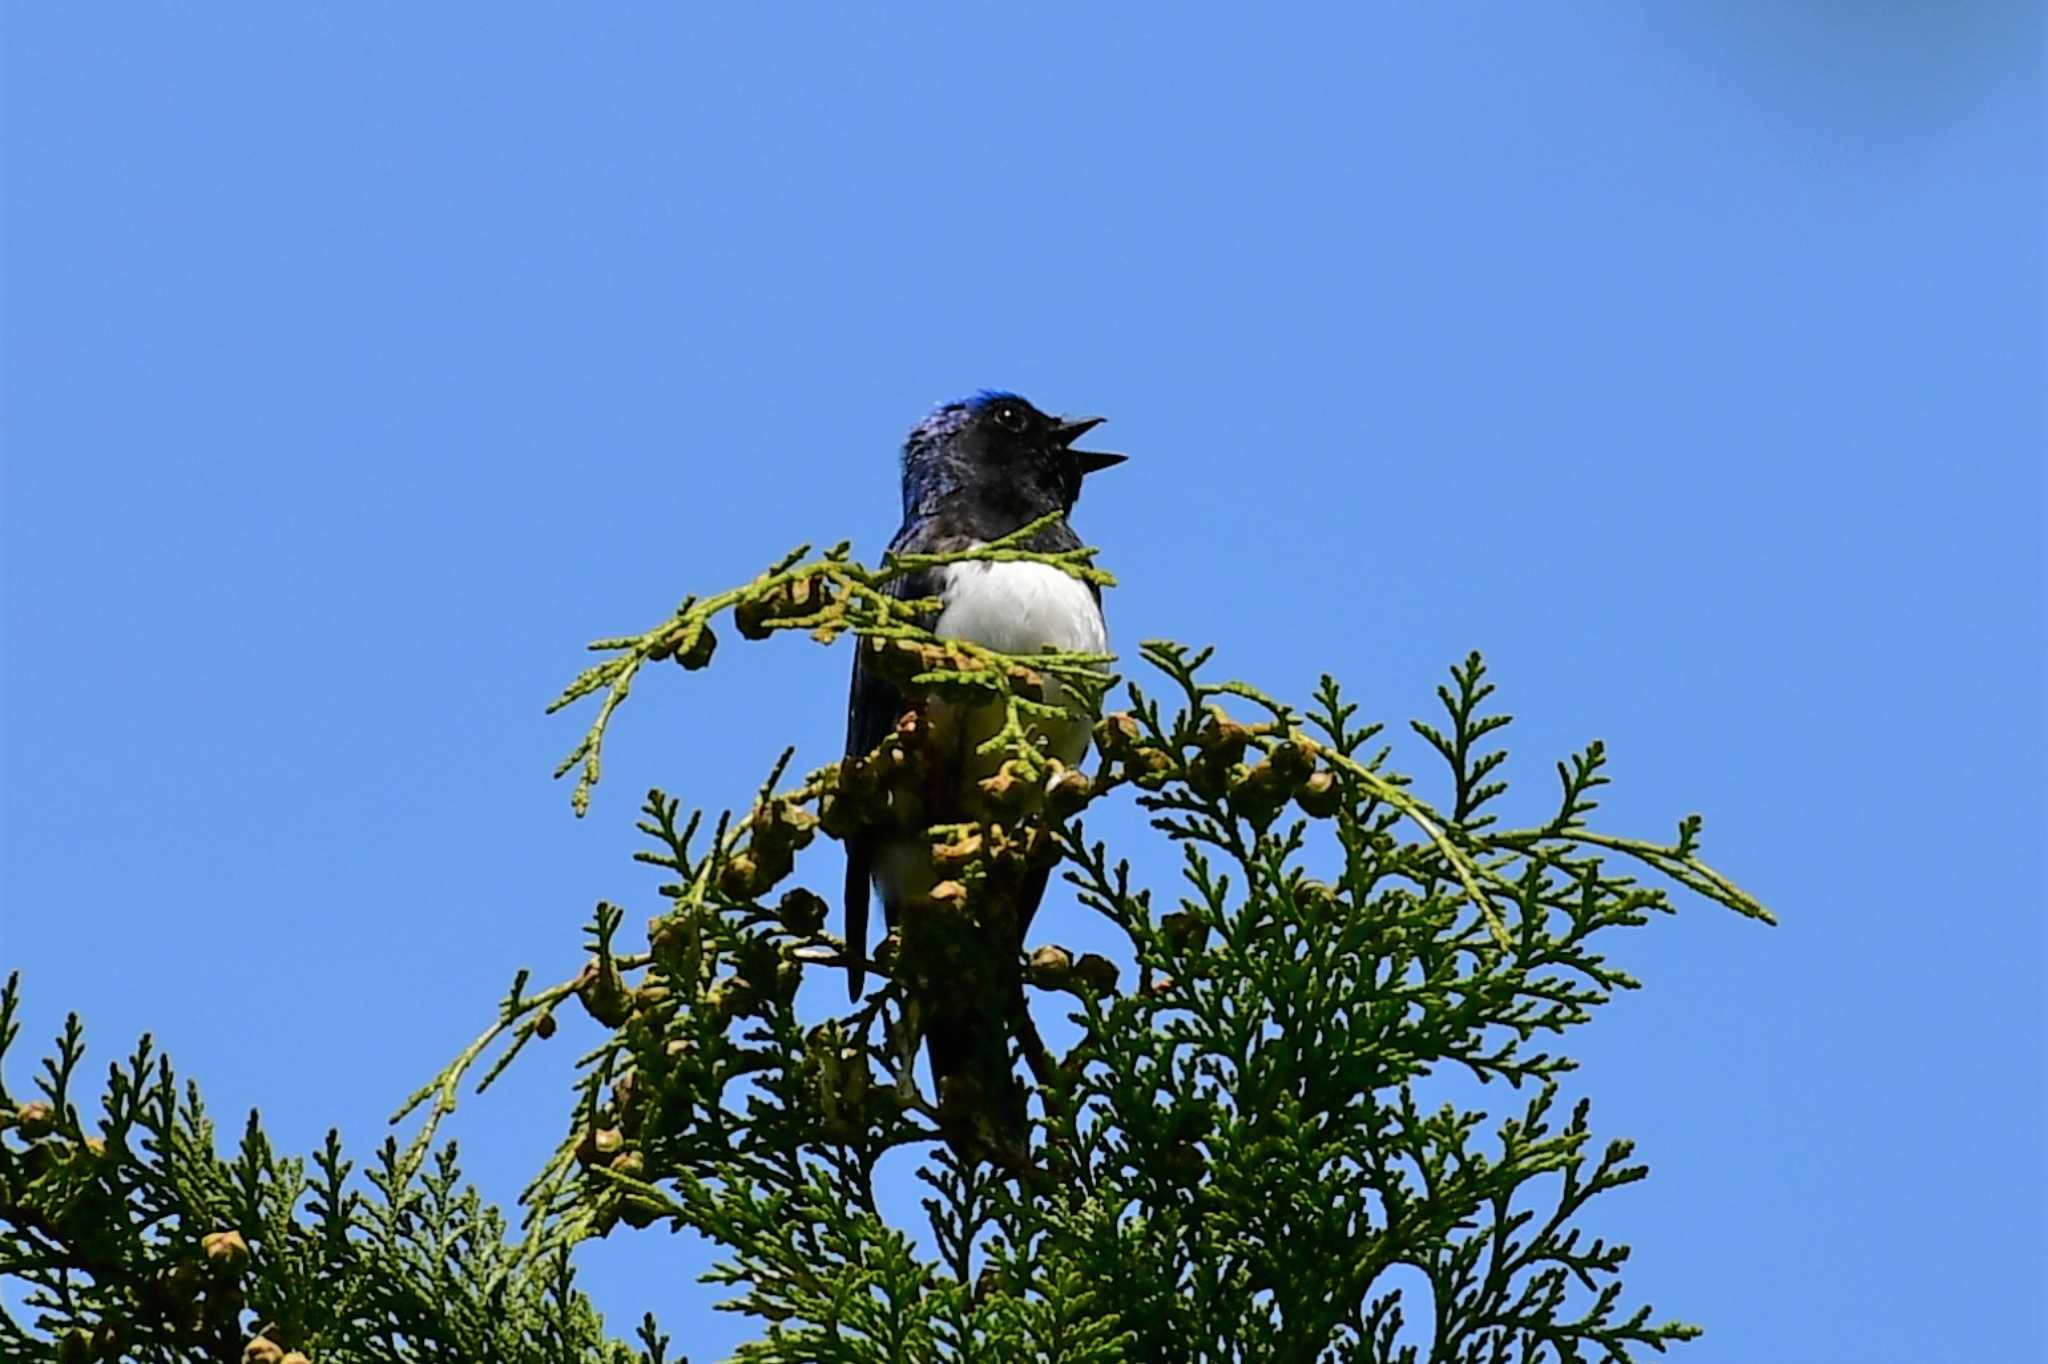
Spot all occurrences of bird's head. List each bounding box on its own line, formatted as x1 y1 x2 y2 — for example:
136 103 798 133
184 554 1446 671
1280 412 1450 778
902 391 1125 522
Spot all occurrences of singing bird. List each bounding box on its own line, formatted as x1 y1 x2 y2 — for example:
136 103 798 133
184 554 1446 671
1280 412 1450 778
841 392 1124 1118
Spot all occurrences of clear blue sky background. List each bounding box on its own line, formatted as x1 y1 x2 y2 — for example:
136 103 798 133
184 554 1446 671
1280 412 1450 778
4 6 2041 1360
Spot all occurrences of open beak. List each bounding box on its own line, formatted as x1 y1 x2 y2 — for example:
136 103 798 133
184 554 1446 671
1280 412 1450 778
1052 415 1127 474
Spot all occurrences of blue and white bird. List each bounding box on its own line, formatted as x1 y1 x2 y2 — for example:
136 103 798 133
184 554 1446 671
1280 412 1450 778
842 392 1125 1017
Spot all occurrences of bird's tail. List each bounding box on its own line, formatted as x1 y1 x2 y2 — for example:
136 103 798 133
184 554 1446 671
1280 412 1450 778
914 864 1056 1166
923 980 1030 1162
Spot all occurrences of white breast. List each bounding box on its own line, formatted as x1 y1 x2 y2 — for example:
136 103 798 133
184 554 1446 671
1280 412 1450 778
874 556 1108 909
935 560 1108 656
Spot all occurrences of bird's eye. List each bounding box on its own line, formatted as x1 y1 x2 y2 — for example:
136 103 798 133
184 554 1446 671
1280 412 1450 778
996 404 1028 433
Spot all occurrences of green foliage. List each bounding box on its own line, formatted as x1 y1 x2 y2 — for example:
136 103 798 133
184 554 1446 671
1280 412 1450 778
548 512 1115 817
439 535 1767 1360
1 529 1770 1362
0 976 669 1363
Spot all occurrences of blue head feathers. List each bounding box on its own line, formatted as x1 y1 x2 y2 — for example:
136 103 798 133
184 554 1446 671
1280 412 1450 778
897 392 1124 526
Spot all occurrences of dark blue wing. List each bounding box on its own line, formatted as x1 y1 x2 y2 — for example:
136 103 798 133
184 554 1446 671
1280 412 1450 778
842 557 941 999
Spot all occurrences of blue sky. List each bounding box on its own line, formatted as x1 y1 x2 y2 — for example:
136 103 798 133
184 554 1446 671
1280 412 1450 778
4 5 2040 1360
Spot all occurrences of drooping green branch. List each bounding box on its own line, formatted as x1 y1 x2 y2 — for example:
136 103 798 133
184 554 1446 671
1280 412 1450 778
547 512 1116 815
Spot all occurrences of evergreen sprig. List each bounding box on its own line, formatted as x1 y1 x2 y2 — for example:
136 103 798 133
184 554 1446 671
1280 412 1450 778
548 512 1116 815
0 973 668 1363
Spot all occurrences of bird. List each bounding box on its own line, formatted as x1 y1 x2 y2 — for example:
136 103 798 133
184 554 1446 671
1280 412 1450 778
841 391 1124 1140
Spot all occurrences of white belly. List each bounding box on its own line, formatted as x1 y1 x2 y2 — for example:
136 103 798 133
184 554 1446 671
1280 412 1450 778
934 560 1108 658
936 558 1106 769
875 560 1107 909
